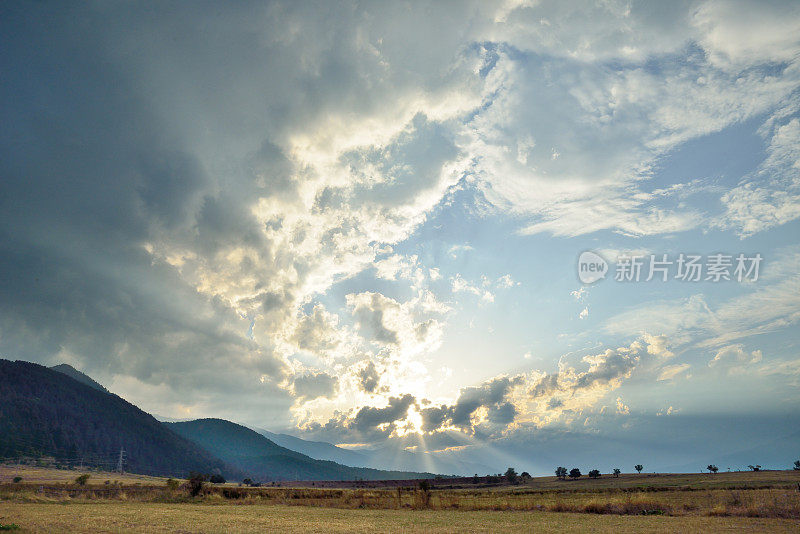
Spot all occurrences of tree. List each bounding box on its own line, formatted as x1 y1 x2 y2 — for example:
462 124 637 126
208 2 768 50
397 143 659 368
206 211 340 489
707 465 719 474
504 467 518 484
794 460 800 471
555 466 568 480
520 471 531 482
612 468 621 478
188 472 206 497
634 464 643 474
74 474 90 486
748 465 761 472
209 474 226 484
569 468 581 479
588 469 600 479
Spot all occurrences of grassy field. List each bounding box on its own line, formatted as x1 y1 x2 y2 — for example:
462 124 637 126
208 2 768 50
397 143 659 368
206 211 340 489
0 465 170 486
1 466 799 532
2 503 800 533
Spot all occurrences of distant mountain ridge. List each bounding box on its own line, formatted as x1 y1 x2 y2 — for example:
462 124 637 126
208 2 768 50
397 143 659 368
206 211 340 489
50 363 108 393
254 428 372 467
0 359 238 478
169 418 434 481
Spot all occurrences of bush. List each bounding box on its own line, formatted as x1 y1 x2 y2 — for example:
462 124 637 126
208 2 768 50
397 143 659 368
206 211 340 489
222 487 247 499
75 474 90 486
166 478 180 491
414 480 432 509
569 468 581 479
187 472 206 497
12 476 22 483
588 469 601 479
504 467 518 484
209 474 226 484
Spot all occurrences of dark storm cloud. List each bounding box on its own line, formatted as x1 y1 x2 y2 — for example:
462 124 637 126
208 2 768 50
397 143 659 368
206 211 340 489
303 394 417 442
0 0 483 430
418 375 524 435
293 371 339 400
357 361 381 393
351 394 416 432
0 2 295 424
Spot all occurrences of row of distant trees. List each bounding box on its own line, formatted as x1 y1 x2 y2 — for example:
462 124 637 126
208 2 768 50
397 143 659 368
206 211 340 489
513 460 800 481
706 462 800 473
554 464 643 480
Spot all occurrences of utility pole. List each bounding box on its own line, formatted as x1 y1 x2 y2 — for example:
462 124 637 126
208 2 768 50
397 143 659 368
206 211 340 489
116 446 125 474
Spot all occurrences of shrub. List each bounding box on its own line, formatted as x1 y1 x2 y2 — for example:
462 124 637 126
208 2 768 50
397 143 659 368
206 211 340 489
414 480 431 508
0 524 21 531
569 468 581 479
222 487 247 499
187 472 206 497
209 474 226 484
612 468 621 478
166 478 180 491
12 476 22 483
75 474 90 486
504 467 518 484
588 469 601 479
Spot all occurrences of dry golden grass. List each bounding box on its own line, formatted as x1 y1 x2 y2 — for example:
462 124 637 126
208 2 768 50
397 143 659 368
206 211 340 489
1 502 799 533
2 464 799 533
0 465 169 486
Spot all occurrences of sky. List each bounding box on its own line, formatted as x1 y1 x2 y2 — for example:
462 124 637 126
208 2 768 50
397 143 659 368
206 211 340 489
1 1 799 475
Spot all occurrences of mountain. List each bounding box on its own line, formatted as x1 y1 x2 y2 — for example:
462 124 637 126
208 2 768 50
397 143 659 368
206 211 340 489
168 418 434 481
0 359 239 478
254 428 372 467
50 363 108 393
255 428 495 475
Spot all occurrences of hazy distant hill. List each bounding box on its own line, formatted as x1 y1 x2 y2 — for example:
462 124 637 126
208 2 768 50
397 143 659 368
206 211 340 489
256 428 493 476
254 428 372 467
168 418 434 481
50 363 108 393
0 359 238 478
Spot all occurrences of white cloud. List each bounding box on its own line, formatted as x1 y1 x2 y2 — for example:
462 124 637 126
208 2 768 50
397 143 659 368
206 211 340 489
451 274 495 302
658 363 691 381
715 116 800 237
615 396 630 415
708 344 763 373
605 248 800 349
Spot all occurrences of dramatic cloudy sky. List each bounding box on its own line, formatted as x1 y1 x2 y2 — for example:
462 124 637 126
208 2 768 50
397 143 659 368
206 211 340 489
2 1 799 474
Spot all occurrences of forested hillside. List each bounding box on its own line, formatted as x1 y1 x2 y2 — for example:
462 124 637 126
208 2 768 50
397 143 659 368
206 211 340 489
0 360 239 478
